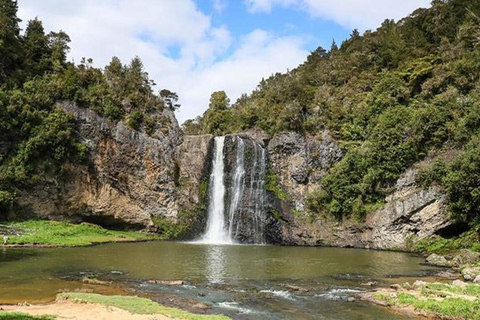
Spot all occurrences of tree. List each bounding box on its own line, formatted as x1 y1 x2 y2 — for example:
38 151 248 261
0 0 23 86
160 89 180 111
208 91 230 111
48 30 71 69
23 18 52 78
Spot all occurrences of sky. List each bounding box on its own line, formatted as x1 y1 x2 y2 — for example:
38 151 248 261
17 0 431 124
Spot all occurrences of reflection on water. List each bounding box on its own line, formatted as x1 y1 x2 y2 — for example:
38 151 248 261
0 242 442 319
206 245 226 284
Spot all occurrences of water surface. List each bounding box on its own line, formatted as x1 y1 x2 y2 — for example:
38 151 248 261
0 242 439 319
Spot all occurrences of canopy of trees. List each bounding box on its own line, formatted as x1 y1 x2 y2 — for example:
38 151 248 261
0 0 178 218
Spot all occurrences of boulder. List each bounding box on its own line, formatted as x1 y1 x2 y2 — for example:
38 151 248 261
452 279 468 288
426 254 450 267
452 249 480 267
413 280 427 288
461 267 480 281
474 275 480 284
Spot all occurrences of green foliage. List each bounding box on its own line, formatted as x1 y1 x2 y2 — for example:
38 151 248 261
6 220 160 246
265 168 289 201
397 292 480 320
0 4 179 217
59 292 230 320
413 228 480 254
0 312 54 320
376 282 480 320
127 111 144 131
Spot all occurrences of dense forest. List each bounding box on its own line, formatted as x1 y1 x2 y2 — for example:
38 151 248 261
184 0 480 227
0 0 178 218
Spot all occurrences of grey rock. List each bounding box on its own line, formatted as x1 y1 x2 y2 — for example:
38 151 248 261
413 280 427 287
452 249 480 267
452 279 468 287
462 267 480 281
474 275 480 284
426 254 450 267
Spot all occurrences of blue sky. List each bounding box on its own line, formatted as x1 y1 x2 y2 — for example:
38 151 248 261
17 0 431 123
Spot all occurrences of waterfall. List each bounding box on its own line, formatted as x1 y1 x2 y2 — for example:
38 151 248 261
200 136 232 244
199 136 267 245
227 137 245 239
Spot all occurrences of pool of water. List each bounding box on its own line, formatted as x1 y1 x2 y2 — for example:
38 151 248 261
0 242 439 319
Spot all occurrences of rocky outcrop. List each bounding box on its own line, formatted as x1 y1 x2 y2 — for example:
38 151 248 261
368 169 450 249
266 132 452 250
267 131 343 213
16 103 453 247
18 103 211 235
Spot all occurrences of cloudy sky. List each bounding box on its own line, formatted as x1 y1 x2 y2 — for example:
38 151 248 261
17 0 431 123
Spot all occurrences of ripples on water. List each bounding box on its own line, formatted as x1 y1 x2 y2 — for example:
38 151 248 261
0 241 439 319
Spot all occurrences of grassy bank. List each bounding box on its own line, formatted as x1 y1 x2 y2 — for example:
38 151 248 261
0 313 54 320
2 220 161 246
366 282 480 320
412 229 480 255
59 292 229 320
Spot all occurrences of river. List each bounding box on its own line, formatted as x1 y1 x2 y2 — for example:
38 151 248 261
0 241 442 319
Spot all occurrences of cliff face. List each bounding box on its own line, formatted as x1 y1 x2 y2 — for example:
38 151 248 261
18 103 211 235
266 133 453 250
18 103 452 249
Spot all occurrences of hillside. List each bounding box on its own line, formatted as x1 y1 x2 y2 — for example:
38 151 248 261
0 0 180 220
185 0 480 229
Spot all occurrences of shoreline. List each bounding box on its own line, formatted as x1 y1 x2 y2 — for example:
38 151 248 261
0 292 230 320
1 238 159 249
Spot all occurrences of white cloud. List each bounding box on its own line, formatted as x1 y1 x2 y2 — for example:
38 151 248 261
245 0 431 31
245 0 297 13
17 0 309 123
213 0 227 13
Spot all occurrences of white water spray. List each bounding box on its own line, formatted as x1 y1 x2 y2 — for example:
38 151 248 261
199 136 233 244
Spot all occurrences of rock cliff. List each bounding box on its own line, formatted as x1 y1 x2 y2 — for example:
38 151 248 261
266 132 453 250
18 103 211 236
17 104 453 249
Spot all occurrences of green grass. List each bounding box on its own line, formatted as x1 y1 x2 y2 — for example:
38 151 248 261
413 229 480 255
396 292 480 320
0 312 55 320
374 282 480 320
5 220 161 246
59 292 230 320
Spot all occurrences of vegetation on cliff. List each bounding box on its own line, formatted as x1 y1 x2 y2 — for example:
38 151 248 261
185 0 480 226
0 0 179 219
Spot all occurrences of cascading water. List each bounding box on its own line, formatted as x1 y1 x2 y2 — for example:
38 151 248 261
227 137 245 239
199 135 267 245
200 136 232 244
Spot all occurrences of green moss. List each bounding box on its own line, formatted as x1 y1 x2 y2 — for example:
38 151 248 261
199 178 209 200
0 312 55 320
59 292 230 320
151 217 183 239
265 168 289 201
6 220 160 246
